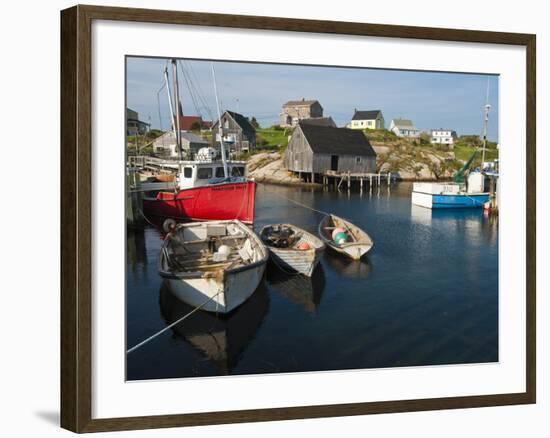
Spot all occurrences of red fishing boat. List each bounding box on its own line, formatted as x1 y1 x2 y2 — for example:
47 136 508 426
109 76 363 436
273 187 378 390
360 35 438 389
142 159 256 225
140 59 256 227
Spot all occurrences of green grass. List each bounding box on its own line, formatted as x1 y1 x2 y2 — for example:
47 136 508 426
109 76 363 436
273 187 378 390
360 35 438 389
256 128 291 150
362 128 399 142
453 145 499 162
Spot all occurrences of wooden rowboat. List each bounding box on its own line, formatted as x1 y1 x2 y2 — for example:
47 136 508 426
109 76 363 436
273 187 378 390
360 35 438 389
260 224 325 277
318 214 373 261
158 220 268 314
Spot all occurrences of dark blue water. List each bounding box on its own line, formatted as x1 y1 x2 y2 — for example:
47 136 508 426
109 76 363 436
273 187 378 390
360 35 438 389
126 182 498 380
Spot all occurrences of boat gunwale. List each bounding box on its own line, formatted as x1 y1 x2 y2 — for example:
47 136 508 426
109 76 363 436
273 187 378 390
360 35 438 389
259 223 325 253
318 215 373 248
150 179 255 198
158 220 269 279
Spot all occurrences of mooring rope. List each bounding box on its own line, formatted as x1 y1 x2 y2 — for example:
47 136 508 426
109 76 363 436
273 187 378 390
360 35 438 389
127 290 222 354
267 190 329 217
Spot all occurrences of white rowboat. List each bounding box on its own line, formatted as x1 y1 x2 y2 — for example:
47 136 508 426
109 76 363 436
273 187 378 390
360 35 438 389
260 224 325 277
318 214 373 261
159 220 268 314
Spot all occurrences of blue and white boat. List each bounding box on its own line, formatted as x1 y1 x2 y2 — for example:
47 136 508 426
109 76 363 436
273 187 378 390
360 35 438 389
411 180 490 209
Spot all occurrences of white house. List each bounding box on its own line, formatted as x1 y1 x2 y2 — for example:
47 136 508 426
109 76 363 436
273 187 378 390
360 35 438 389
430 129 457 145
153 131 208 158
349 109 385 130
389 118 420 138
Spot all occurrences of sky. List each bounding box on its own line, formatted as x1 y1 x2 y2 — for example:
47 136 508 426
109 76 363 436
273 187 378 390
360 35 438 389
126 57 499 141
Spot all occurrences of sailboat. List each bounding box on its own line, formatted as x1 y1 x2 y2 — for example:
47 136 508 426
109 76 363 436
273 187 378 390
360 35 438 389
142 60 256 225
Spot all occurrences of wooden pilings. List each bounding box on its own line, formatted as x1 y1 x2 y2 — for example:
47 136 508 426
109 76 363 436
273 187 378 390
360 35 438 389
294 170 393 192
317 171 392 192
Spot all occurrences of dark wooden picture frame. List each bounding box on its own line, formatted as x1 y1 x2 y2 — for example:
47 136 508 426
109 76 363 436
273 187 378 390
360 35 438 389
60 4 536 433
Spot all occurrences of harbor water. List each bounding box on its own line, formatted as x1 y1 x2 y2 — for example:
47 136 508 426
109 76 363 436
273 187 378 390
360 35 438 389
126 182 498 380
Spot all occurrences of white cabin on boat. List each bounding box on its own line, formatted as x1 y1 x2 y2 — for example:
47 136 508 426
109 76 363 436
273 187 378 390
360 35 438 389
177 160 248 190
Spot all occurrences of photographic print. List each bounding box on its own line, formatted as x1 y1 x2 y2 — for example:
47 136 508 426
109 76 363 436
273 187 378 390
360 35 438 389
125 57 500 381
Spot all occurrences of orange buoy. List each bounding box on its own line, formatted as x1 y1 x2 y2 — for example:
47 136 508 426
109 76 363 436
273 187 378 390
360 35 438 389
297 242 311 250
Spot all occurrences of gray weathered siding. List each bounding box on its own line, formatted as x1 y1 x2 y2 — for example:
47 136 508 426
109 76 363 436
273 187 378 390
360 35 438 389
284 126 313 172
285 126 377 174
211 112 256 152
319 154 376 173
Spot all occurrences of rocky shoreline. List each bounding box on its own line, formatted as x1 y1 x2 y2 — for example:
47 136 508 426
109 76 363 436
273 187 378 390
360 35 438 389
247 151 449 186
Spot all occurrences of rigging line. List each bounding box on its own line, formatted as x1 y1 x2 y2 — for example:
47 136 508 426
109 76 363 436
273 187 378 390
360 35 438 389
185 60 215 122
126 290 223 354
156 83 166 134
178 61 202 119
180 59 213 122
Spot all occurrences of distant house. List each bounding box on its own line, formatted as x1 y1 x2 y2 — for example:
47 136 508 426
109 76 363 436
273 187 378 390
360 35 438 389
126 108 150 135
211 110 256 153
153 131 208 158
389 118 420 138
349 109 385 130
299 117 337 128
280 98 324 127
430 129 457 145
284 122 377 181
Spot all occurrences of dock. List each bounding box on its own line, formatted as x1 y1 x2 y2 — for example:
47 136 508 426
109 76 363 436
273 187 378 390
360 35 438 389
292 170 393 192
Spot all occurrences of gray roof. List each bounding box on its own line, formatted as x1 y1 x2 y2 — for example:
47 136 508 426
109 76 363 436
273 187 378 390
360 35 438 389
392 118 416 129
352 110 382 121
283 99 320 107
154 131 207 145
180 132 208 143
299 123 376 157
299 117 336 127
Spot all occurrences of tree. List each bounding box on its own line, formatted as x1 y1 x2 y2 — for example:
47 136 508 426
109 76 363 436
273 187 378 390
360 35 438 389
190 121 201 131
249 116 260 129
146 129 163 139
419 132 431 145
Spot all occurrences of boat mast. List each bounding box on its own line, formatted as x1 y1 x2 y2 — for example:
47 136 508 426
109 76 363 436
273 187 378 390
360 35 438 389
172 59 183 161
481 79 491 169
163 67 176 134
211 63 229 178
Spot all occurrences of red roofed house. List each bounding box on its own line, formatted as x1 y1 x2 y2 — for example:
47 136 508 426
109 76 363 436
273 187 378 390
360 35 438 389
173 104 212 131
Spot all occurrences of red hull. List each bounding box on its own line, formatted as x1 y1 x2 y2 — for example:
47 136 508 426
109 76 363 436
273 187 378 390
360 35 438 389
143 180 256 225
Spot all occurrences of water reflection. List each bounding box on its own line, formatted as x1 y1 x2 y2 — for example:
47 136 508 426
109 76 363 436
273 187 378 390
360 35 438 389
266 263 326 313
324 254 372 279
410 205 498 246
158 281 270 374
127 229 147 270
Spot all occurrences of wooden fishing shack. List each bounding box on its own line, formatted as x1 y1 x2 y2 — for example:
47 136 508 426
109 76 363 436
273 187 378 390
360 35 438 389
283 122 377 185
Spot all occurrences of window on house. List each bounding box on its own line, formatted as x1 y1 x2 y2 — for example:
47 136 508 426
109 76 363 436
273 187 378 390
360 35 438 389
223 118 229 129
356 157 362 163
197 167 213 179
183 167 192 178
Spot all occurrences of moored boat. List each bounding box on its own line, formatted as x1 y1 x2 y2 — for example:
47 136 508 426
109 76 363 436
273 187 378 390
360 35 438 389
318 214 373 260
158 220 268 314
260 224 325 277
143 160 256 225
141 59 256 225
411 180 490 209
